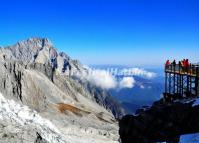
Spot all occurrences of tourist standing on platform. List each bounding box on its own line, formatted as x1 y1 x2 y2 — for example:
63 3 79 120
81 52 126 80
172 60 176 66
172 60 176 71
181 59 186 73
179 61 182 72
165 60 170 69
184 59 189 73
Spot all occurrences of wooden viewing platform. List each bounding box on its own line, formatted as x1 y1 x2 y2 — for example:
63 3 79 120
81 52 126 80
164 63 199 101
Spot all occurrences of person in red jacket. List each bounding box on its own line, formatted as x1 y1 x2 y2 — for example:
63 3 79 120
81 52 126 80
185 59 190 73
184 59 186 65
165 60 170 69
181 59 186 73
166 60 170 66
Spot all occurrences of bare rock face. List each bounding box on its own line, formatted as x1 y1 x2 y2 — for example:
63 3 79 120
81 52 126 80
119 98 199 143
0 60 24 101
0 38 85 74
35 132 48 143
0 37 125 118
0 37 125 143
0 120 48 143
8 38 54 63
0 93 66 143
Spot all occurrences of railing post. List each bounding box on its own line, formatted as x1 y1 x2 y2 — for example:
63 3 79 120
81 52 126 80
190 65 193 95
174 64 176 94
165 72 167 93
196 67 199 96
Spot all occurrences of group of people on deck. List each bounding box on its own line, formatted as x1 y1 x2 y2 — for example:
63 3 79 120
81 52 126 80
165 59 190 72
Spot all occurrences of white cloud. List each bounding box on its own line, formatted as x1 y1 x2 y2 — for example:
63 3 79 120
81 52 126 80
119 77 135 88
79 69 136 89
78 67 156 89
140 85 145 89
84 69 117 89
121 68 156 78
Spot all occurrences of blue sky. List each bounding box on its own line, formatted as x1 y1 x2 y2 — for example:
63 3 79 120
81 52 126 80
0 0 199 66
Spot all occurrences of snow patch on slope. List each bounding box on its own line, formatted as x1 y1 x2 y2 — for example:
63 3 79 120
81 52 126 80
0 92 115 143
180 133 199 143
0 92 66 143
192 99 199 107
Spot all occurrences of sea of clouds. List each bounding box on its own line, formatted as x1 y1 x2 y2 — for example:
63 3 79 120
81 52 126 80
77 67 156 90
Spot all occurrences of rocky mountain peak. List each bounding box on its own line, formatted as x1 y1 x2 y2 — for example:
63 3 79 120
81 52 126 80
0 37 125 142
1 37 57 65
17 37 53 49
0 38 86 74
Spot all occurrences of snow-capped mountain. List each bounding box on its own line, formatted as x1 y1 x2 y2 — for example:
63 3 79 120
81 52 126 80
0 38 125 143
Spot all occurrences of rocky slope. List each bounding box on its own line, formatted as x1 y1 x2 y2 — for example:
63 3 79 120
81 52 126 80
119 97 199 143
0 37 125 142
0 92 65 143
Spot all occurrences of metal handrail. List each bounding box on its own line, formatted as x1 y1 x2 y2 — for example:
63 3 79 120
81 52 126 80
165 64 199 77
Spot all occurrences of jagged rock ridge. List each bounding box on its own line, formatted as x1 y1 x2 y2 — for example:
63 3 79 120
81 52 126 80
0 37 125 143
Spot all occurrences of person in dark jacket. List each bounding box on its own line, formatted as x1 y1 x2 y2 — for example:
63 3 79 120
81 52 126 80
172 60 176 66
172 60 176 71
178 61 182 73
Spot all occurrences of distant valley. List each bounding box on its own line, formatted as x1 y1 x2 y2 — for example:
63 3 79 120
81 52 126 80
91 65 164 114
